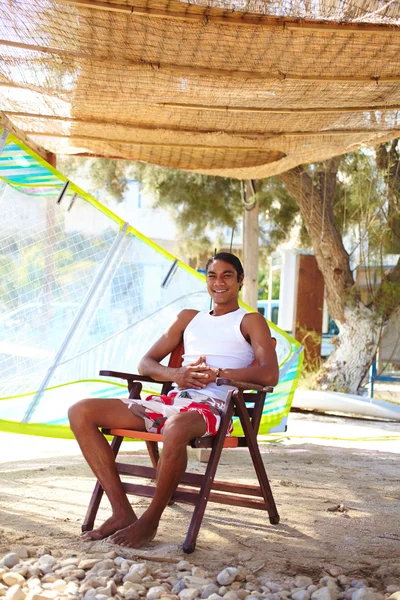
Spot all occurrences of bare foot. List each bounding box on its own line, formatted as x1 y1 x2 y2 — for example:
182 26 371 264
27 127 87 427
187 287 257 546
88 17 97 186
108 515 158 548
82 510 137 540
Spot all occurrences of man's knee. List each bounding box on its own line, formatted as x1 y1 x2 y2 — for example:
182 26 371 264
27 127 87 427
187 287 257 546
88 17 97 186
162 412 205 445
162 415 189 445
68 398 96 429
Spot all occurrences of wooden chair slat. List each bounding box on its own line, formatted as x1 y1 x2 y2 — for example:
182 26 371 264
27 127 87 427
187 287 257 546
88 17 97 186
121 483 268 511
116 463 264 497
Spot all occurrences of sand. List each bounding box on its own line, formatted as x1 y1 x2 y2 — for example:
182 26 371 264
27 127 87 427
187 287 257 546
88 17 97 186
1 411 399 588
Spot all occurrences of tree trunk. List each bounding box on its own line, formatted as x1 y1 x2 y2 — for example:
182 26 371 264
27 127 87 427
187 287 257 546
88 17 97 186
242 180 259 309
316 304 381 393
278 161 382 394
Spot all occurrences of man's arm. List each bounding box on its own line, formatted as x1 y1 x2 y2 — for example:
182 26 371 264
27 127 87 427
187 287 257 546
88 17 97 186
208 312 279 387
138 309 211 390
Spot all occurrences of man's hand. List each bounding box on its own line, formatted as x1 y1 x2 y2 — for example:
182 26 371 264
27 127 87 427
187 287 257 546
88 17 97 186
174 356 214 390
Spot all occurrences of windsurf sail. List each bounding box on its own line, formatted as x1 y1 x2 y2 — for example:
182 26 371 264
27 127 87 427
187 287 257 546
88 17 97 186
0 129 303 438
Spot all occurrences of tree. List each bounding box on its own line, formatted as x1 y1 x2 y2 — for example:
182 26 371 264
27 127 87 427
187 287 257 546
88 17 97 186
134 163 297 306
58 156 135 203
278 148 400 394
60 150 400 394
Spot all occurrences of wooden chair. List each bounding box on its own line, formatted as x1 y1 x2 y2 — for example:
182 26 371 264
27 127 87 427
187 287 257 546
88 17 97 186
82 343 280 553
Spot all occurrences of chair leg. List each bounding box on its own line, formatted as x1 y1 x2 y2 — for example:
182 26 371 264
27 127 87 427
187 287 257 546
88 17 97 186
235 398 280 524
81 434 124 532
146 441 160 468
183 398 235 554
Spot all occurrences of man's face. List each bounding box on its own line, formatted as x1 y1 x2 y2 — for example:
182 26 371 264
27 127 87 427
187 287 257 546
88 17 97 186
206 259 243 305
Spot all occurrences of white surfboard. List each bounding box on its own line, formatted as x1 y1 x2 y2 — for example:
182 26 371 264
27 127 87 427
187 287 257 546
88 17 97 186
293 389 400 421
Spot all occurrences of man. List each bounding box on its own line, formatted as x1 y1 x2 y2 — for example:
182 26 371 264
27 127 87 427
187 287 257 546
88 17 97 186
68 252 279 548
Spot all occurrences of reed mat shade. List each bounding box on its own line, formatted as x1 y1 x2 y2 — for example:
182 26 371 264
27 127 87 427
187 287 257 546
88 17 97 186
1 0 400 177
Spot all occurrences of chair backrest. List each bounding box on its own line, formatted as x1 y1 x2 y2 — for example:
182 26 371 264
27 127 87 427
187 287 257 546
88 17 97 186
168 340 184 369
166 338 277 436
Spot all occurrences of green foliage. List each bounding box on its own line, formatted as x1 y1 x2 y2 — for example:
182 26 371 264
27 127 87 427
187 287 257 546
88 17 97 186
375 140 400 253
258 267 280 300
373 279 400 319
135 163 299 259
58 143 399 281
58 156 300 260
58 156 136 203
333 151 385 241
300 149 398 262
256 178 299 251
134 163 243 259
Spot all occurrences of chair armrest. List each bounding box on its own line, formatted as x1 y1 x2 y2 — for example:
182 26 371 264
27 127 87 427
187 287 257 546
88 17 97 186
216 377 274 394
99 370 171 385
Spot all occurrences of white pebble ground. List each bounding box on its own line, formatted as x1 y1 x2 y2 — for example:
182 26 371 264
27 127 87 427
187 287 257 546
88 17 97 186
1 548 399 600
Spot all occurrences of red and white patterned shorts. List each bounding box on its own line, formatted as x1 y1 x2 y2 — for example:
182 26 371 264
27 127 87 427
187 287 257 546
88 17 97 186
122 390 233 437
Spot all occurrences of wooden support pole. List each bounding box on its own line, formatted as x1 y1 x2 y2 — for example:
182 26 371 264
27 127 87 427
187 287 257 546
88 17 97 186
0 112 52 162
21 131 266 150
1 39 400 83
21 129 400 144
53 0 400 34
294 255 325 371
4 101 400 118
159 103 400 115
242 181 259 310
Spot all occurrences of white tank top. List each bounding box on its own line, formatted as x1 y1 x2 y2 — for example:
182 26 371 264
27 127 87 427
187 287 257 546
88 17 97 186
182 308 255 401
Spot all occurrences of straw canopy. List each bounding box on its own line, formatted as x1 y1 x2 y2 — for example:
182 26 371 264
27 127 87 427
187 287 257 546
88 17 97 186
1 0 400 178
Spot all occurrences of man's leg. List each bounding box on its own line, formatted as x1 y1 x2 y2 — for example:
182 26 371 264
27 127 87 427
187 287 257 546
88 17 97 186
109 410 206 548
68 398 146 539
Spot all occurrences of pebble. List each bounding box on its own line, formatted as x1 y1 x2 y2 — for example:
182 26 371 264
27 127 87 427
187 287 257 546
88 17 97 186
12 551 29 563
311 588 336 600
264 584 281 594
5 585 25 600
80 559 100 570
202 584 220 598
185 577 211 587
125 572 145 585
177 564 193 573
351 582 368 590
217 570 238 587
178 589 201 600
125 593 140 600
0 549 393 600
193 569 208 579
172 582 187 595
351 590 378 600
37 557 56 569
147 586 169 600
291 590 310 600
246 585 262 593
2 574 25 588
2 556 19 570
307 588 318 595
224 592 239 600
295 579 313 590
